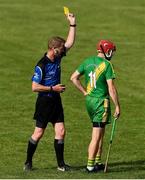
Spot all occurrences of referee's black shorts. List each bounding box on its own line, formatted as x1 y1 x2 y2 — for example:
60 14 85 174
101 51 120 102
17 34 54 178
33 94 64 128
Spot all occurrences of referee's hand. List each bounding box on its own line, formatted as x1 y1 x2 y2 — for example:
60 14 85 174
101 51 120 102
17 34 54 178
67 13 76 25
52 84 66 93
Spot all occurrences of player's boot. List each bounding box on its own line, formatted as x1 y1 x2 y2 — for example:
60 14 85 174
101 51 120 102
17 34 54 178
95 163 105 171
86 165 98 173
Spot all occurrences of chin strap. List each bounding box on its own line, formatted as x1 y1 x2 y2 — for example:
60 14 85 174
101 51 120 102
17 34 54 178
100 45 112 61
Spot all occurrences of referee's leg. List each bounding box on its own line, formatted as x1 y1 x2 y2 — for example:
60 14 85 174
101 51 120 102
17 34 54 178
54 122 68 170
24 127 45 170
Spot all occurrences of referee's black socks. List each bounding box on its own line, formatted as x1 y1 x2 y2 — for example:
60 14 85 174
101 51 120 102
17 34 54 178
54 139 65 167
25 137 38 164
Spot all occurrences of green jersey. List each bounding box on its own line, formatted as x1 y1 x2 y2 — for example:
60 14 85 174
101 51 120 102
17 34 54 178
77 56 115 98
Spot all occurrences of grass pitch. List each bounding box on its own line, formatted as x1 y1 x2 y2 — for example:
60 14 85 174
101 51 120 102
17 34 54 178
0 0 145 178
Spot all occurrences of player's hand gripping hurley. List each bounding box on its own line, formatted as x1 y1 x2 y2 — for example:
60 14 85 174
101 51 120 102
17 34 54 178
104 117 117 173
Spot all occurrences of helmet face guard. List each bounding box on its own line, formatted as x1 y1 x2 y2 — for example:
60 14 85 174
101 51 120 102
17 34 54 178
97 40 116 60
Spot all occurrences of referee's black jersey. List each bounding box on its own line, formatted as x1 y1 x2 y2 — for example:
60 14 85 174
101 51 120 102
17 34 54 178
32 53 62 97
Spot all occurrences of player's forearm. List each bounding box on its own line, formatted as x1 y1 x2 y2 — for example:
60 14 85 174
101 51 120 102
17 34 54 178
71 78 87 96
109 85 120 108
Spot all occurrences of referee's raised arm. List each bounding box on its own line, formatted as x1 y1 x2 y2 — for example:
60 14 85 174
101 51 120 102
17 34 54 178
65 12 76 51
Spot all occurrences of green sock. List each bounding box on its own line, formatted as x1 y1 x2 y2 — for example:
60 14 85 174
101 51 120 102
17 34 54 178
87 159 95 170
95 155 102 165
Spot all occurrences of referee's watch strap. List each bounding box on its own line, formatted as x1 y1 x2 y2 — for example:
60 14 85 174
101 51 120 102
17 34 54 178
70 24 76 27
50 86 53 92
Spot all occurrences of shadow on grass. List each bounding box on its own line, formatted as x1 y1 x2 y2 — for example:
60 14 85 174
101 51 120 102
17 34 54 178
70 165 86 172
107 160 145 173
40 160 145 173
44 165 86 172
70 160 145 173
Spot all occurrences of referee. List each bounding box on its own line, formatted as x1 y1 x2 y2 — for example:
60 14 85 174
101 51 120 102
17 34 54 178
24 12 76 171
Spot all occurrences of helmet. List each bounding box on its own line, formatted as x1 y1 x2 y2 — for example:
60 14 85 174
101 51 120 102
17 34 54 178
97 40 116 60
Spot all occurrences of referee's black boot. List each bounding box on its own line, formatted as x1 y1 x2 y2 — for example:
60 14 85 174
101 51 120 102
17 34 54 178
23 161 32 171
57 164 70 172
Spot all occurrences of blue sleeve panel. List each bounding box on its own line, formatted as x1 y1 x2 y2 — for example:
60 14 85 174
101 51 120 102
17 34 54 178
32 66 43 83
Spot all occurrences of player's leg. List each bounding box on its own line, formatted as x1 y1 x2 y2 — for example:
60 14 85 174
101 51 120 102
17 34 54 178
54 122 69 171
95 127 105 170
86 126 103 172
24 126 45 171
95 98 111 169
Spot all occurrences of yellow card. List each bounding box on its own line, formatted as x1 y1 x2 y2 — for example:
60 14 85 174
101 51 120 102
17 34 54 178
63 6 69 15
